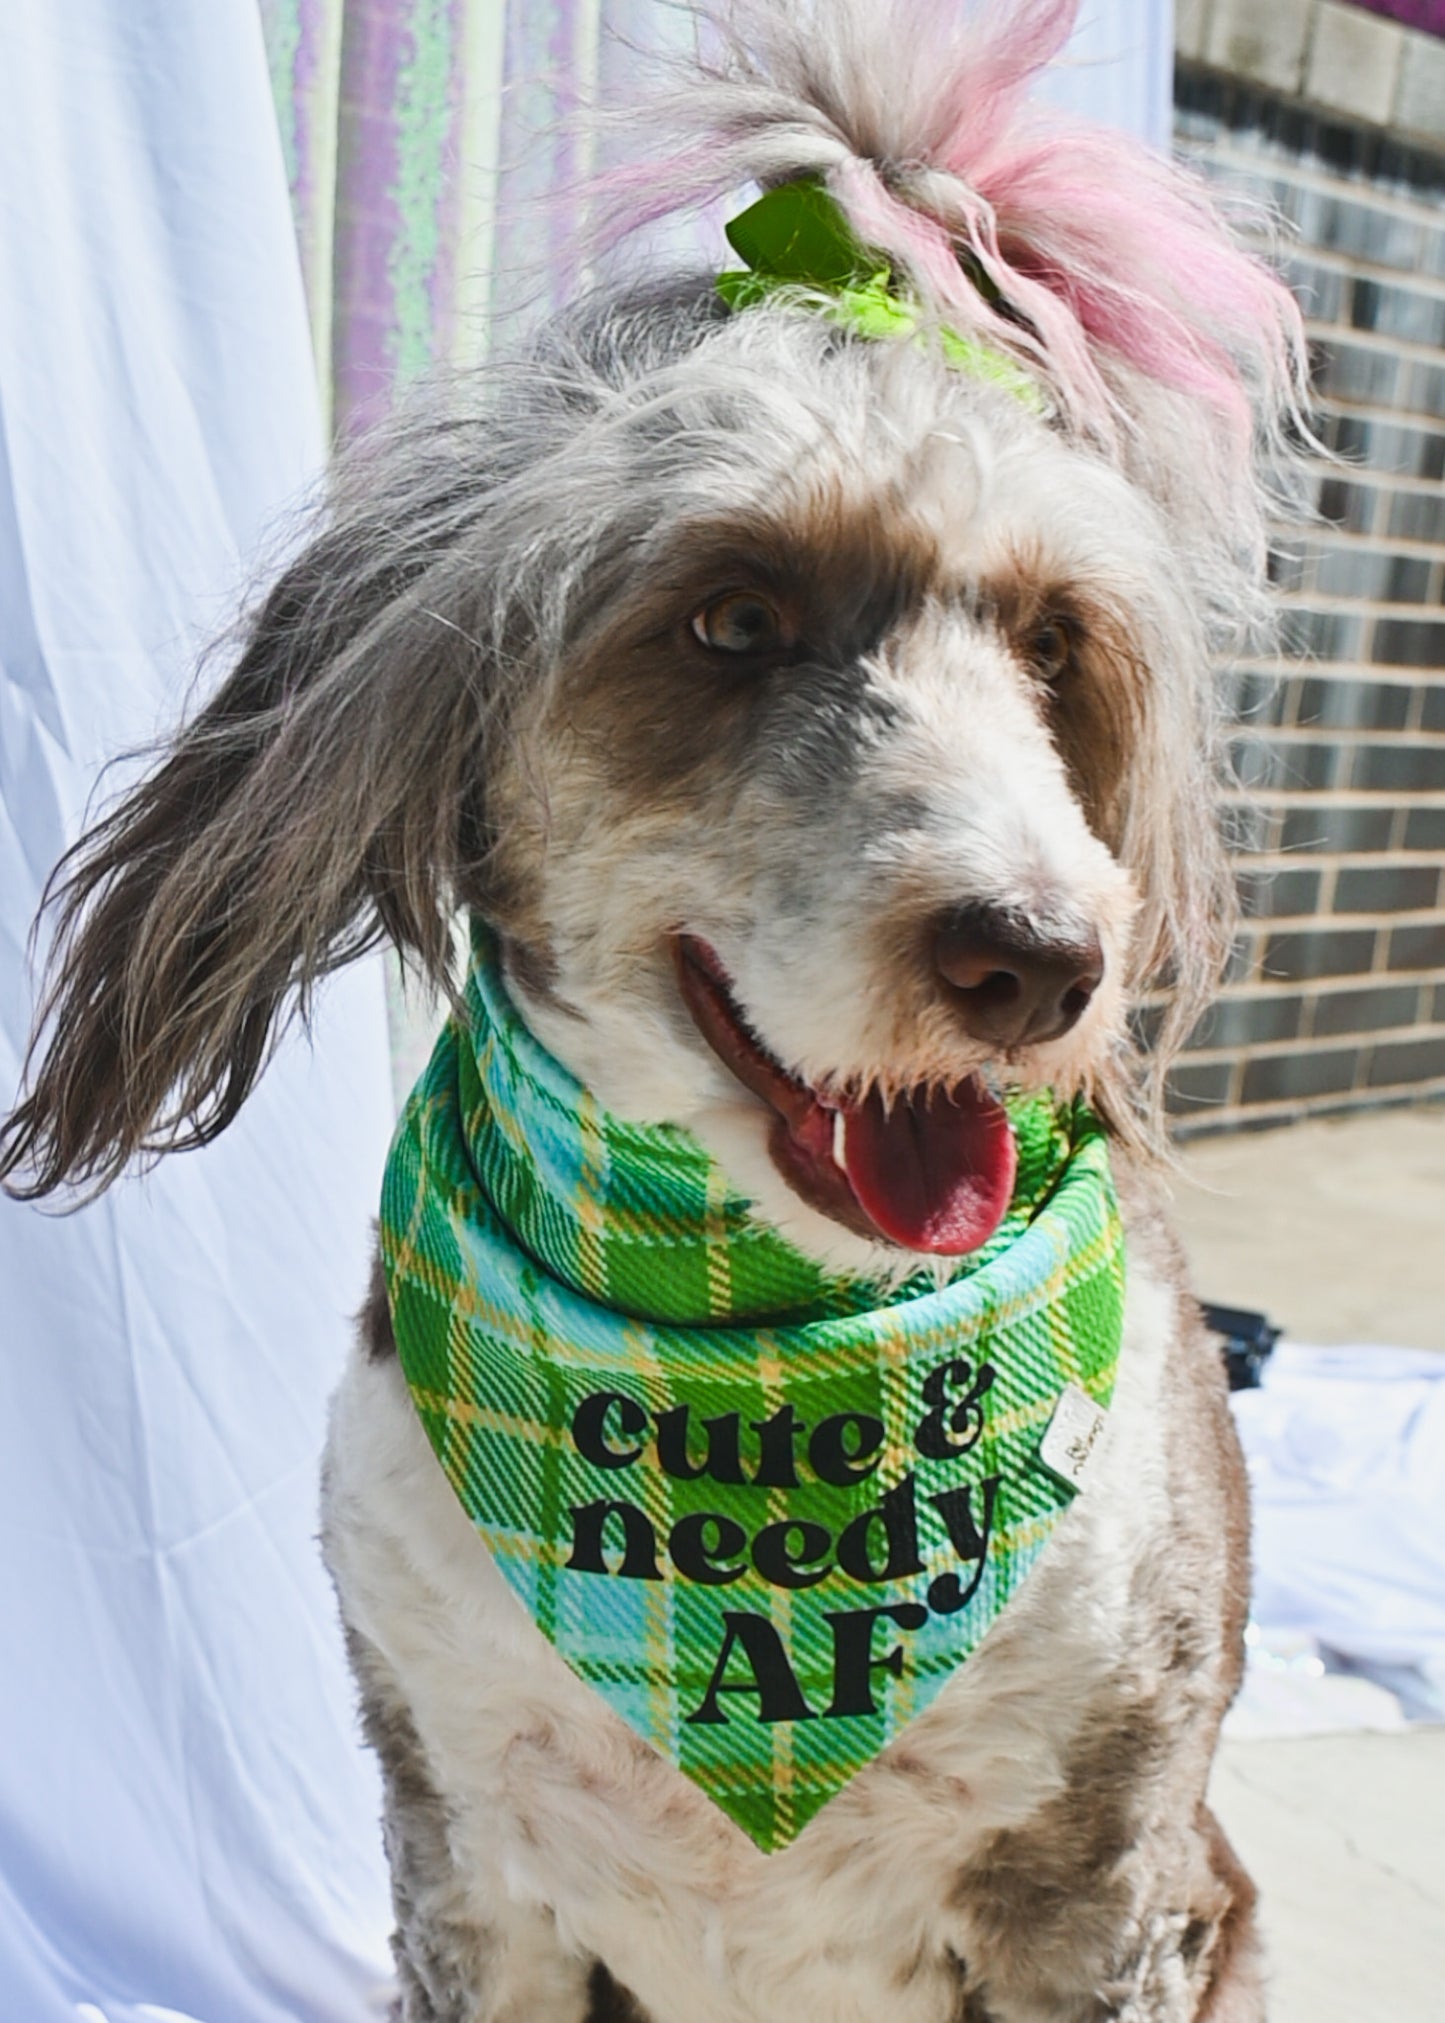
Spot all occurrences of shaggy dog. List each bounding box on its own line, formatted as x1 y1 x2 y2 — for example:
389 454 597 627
2 3 1307 2018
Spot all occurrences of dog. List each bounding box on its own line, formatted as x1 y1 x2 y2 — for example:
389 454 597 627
1 3 1309 2017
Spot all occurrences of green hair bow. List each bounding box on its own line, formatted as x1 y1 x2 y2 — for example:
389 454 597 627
717 178 1043 412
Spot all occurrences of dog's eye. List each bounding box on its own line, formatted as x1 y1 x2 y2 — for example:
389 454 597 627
691 592 786 656
1029 615 1076 682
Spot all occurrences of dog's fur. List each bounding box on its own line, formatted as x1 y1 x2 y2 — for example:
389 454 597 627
1 4 1310 2017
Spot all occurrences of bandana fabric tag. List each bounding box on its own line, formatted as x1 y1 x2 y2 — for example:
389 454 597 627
380 930 1126 1853
1038 1382 1111 1494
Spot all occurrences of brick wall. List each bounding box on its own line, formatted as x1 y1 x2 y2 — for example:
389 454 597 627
1335 1 1445 40
1168 61 1445 1130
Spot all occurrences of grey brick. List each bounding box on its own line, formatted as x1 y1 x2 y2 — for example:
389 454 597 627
1305 3 1403 128
1366 1036 1445 1087
1373 619 1445 670
1388 923 1445 971
1303 549 1404 605
1365 423 1445 483
1224 933 1261 986
1239 868 1322 919
1349 277 1382 334
1278 609 1364 664
1166 1061 1237 1117
1323 410 1371 462
1268 546 1308 596
1393 24 1445 144
1205 0 1310 94
1281 806 1394 853
1240 1047 1362 1105
1388 556 1435 603
1287 744 1343 788
1290 260 1347 323
1320 478 1379 534
1376 489 1440 546
1334 864 1441 913
1176 0 1212 62
1294 676 1413 730
1350 278 1445 348
1262 929 1377 981
1348 743 1445 792
1223 802 1285 856
1171 59 1445 1125
1230 739 1283 793
1230 669 1288 725
1174 102 1218 145
1232 738 1344 792
1311 983 1421 1037
1354 209 1424 273
1189 995 1304 1049
1403 360 1445 417
1306 198 1420 271
1386 491 1445 544
1404 807 1445 851
1314 342 1401 404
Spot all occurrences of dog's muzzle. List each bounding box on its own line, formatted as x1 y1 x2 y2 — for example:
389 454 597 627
933 902 1104 1049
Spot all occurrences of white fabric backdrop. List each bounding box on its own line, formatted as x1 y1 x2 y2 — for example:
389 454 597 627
0 3 394 2018
1036 0 1173 147
0 3 1171 2018
1236 1345 1445 1671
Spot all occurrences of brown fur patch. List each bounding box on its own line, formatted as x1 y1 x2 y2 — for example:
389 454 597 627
585 1961 653 2022
1194 1811 1264 2022
981 552 1150 848
942 1167 1258 2020
361 1247 397 1363
556 491 943 814
346 1625 499 2022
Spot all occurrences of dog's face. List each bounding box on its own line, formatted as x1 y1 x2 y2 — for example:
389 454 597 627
478 316 1194 1274
0 305 1235 1228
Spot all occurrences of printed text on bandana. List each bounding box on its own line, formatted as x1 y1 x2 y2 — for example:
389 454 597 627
566 1356 999 1725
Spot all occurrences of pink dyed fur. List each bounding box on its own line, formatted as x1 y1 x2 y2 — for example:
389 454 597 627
588 0 1306 454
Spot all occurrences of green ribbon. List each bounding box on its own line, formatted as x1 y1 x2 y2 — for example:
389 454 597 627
717 178 1044 410
380 927 1124 1851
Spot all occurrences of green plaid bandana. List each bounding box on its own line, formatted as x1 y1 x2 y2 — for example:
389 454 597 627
380 929 1125 1852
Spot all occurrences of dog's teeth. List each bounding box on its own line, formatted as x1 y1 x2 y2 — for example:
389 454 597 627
832 1110 847 1169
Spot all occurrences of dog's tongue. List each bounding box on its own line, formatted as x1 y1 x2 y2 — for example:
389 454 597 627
836 1081 1017 1255
670 937 1018 1257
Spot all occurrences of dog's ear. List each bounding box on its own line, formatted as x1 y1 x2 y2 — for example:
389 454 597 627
0 495 498 1200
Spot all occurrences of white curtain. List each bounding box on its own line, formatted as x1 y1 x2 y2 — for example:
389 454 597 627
0 3 394 2018
0 3 1172 2017
1039 0 1174 145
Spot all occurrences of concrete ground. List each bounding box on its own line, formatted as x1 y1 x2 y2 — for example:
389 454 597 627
1175 1104 1445 1352
1174 1102 1445 2023
1209 1732 1445 2023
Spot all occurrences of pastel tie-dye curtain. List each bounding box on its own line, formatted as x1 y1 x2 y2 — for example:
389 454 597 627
257 0 690 435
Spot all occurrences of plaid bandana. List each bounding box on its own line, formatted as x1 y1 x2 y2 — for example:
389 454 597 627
380 930 1125 1851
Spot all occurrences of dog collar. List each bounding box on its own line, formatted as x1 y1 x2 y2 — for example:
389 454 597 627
379 927 1124 1851
717 178 1045 411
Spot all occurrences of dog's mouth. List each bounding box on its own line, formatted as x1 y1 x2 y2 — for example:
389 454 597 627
672 935 1017 1256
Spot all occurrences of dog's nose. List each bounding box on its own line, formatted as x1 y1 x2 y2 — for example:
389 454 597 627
933 904 1104 1048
